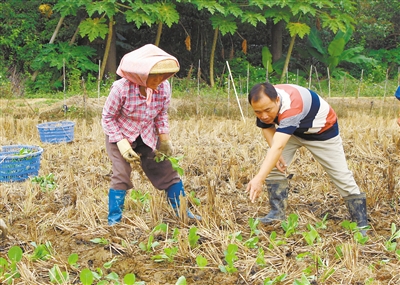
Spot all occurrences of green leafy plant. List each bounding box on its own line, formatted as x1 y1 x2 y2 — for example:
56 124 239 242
244 237 259 249
28 241 53 261
130 189 151 205
263 273 287 285
293 273 312 285
31 173 57 192
152 246 178 262
219 244 238 274
139 234 160 252
384 223 400 252
189 191 201 206
302 224 321 246
168 228 180 243
188 226 200 248
0 245 23 284
67 253 79 268
281 213 299 238
229 231 243 241
49 264 69 284
90 237 109 246
268 231 286 249
315 213 328 230
155 154 185 176
176 276 187 285
196 255 208 269
248 217 260 237
256 247 266 268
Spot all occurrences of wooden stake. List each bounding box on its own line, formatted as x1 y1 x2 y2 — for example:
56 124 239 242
226 61 245 122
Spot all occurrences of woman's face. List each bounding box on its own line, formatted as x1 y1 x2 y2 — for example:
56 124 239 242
146 73 174 89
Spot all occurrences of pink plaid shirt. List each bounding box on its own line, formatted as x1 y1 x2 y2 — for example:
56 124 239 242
101 78 170 150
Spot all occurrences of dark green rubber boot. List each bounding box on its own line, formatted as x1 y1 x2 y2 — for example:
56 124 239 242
344 192 368 236
258 179 288 224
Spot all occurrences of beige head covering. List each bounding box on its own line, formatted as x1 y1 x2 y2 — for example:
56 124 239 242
116 44 180 105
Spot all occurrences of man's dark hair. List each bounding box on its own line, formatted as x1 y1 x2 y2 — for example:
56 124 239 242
248 82 278 104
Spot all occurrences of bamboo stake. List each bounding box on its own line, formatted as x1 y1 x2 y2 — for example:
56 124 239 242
296 69 299 85
247 63 249 116
226 61 245 122
343 73 346 98
227 74 230 118
266 61 269 83
308 65 312 89
63 59 67 114
314 66 322 96
327 67 331 97
197 59 200 115
97 60 101 104
357 69 364 99
383 68 389 101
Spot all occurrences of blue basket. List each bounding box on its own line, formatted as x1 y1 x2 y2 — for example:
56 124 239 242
0 145 44 182
37 121 75 143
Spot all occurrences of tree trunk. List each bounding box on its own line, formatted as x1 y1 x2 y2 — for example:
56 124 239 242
280 35 296 83
31 16 65 82
209 26 219 87
100 16 114 81
271 20 284 63
105 23 117 81
154 22 163 46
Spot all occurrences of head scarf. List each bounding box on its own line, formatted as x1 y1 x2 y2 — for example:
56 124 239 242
116 44 179 105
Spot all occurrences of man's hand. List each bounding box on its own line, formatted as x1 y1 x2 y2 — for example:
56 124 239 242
158 140 174 156
246 176 264 203
117 138 140 163
276 156 287 173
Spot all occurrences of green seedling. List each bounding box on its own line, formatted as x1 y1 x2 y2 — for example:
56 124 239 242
219 244 238 274
256 247 266 268
268 231 286 249
229 231 243 241
176 276 187 285
196 255 208 269
29 241 53 261
0 245 23 284
31 173 57 192
90 237 109 245
384 223 400 252
139 234 160 252
248 217 260 237
189 191 201 206
334 245 343 259
67 253 79 268
354 231 368 245
293 273 312 285
315 213 329 230
281 213 298 238
302 224 321 246
155 154 185 176
263 273 287 285
152 223 168 234
49 264 69 284
168 228 180 243
244 236 259 249
130 189 150 205
188 226 200 248
17 148 34 155
103 257 118 269
152 246 178 262
79 268 94 285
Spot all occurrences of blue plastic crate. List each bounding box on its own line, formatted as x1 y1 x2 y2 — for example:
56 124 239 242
37 121 75 143
0 145 44 182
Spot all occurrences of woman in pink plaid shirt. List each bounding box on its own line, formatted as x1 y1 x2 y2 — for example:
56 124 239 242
102 44 200 225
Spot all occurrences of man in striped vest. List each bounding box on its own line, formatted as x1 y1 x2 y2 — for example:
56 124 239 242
246 82 368 235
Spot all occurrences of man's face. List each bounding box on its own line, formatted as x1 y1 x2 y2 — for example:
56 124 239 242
251 93 280 124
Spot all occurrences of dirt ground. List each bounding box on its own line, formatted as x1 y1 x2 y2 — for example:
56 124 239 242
0 95 400 285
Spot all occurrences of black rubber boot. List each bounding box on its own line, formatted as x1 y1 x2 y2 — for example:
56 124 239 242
258 179 288 224
344 192 368 236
